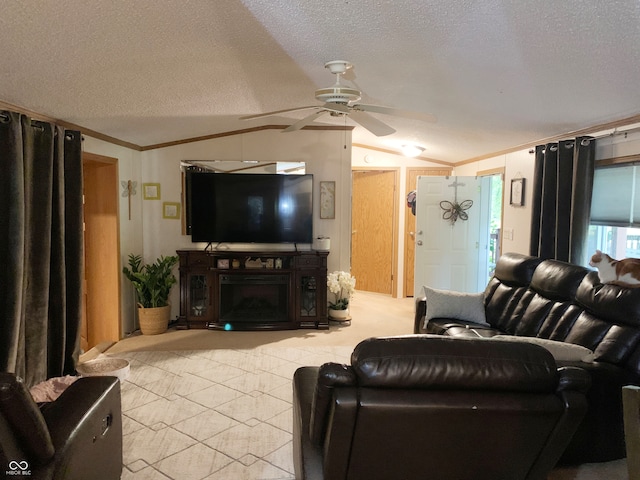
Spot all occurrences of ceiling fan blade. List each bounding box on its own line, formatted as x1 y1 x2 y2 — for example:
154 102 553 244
240 105 321 120
348 111 396 137
283 111 328 133
353 104 437 123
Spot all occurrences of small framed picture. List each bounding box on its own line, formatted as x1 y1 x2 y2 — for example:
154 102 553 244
217 259 230 269
143 183 161 200
320 181 336 219
162 202 181 219
510 178 525 207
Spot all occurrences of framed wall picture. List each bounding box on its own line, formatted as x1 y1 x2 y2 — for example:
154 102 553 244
320 181 336 219
510 178 525 207
143 183 161 200
162 202 181 219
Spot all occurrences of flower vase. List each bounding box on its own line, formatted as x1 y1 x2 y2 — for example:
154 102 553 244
329 308 350 321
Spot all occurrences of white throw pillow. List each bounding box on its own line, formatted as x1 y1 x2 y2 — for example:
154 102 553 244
421 285 487 325
492 335 594 363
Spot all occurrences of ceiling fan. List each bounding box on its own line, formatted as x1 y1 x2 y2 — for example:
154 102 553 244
240 60 436 137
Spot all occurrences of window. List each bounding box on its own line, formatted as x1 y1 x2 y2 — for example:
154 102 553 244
587 225 640 259
591 164 640 226
589 163 640 259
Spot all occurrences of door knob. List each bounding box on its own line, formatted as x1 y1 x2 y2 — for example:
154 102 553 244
409 231 415 238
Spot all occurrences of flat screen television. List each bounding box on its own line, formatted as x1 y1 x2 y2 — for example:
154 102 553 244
189 173 313 244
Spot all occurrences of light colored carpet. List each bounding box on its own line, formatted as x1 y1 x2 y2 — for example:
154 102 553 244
104 291 629 480
106 290 416 354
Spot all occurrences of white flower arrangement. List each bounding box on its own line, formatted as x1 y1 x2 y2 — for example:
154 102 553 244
327 271 356 310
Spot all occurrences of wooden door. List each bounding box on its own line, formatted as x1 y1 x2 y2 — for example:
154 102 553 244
83 153 121 349
404 167 452 297
351 169 398 295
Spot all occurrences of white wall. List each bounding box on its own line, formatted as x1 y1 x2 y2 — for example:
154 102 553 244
84 129 351 332
455 149 535 255
83 127 640 336
454 129 640 258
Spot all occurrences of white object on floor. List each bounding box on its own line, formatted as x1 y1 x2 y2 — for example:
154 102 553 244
77 355 130 382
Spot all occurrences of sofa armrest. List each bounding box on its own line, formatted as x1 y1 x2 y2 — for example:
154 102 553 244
293 367 323 480
414 297 426 333
556 366 591 394
309 363 356 445
0 373 54 465
40 376 122 480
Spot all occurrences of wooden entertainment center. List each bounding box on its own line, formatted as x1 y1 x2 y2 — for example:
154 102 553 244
176 249 329 330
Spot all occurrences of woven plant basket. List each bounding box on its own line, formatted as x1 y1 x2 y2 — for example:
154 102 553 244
138 305 170 335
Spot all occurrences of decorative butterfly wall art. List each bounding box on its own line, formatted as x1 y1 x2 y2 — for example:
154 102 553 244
439 199 473 225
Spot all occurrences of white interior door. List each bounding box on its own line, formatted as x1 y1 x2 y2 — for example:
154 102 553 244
413 176 484 294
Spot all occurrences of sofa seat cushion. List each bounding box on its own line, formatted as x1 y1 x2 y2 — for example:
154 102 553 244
492 335 595 363
420 286 487 326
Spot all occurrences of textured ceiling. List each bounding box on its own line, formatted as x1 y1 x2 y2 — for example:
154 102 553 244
1 0 640 162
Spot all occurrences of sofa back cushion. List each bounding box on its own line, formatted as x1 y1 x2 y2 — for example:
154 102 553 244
573 272 640 370
484 253 543 332
493 257 640 375
513 260 589 337
351 335 559 392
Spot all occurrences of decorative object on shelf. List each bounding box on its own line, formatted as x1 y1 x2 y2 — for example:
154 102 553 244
439 177 473 225
510 177 525 206
320 181 336 219
122 253 178 335
121 180 137 220
232 258 241 269
162 201 181 219
245 257 264 269
142 183 161 200
313 236 331 251
217 258 230 269
327 270 356 319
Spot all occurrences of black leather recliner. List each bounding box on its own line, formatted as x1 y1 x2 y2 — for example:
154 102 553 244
0 373 122 480
293 335 590 480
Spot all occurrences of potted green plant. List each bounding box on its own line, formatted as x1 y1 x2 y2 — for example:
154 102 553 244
327 271 356 320
123 253 179 334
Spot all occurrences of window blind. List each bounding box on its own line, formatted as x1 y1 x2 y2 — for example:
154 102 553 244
590 164 640 226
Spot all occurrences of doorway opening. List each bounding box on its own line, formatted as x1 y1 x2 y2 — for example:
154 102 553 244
478 171 504 284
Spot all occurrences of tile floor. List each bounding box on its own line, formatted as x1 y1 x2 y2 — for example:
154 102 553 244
112 346 352 480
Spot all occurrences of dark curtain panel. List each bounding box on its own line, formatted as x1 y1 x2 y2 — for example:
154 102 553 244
529 136 595 266
0 111 83 387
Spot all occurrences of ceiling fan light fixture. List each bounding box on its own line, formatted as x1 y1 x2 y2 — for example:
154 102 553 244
401 144 425 157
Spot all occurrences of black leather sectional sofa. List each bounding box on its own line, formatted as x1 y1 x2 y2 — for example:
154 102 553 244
415 252 640 464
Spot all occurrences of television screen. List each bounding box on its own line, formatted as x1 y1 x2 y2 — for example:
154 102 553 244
189 173 313 244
